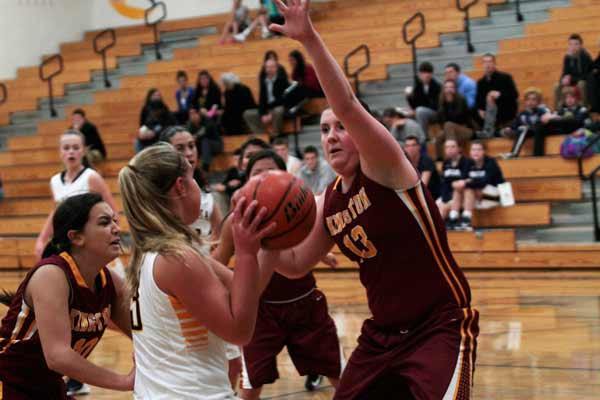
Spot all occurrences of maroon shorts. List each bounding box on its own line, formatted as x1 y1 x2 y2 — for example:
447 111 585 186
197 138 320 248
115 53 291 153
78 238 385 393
241 289 342 389
334 306 479 400
1 378 66 400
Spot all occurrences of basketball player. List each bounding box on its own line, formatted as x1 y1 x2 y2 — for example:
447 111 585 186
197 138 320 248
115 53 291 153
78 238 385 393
213 150 342 399
262 1 480 398
119 143 275 398
0 193 134 399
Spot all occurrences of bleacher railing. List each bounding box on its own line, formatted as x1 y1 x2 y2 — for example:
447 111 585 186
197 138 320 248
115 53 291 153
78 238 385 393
402 12 426 83
588 164 600 241
515 0 524 22
145 1 167 60
0 83 6 106
39 54 64 118
343 44 370 99
456 0 478 53
93 28 117 88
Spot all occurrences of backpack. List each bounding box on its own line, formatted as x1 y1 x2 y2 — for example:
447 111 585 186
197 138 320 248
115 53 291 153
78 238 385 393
560 129 595 159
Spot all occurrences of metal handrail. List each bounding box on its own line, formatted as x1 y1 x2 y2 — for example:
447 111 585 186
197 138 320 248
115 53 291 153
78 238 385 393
402 12 426 82
515 0 524 22
343 44 370 98
39 54 64 118
145 1 167 60
578 132 600 180
589 164 600 241
93 28 116 88
0 83 6 105
456 0 478 53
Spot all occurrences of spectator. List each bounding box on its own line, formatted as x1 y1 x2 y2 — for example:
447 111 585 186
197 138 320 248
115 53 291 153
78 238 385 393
138 88 176 152
219 0 250 44
381 108 426 146
296 145 336 195
465 141 505 210
71 108 107 164
273 137 302 175
186 108 223 172
211 148 244 207
220 72 257 135
501 87 552 158
405 61 442 134
193 70 222 120
259 50 288 83
554 34 593 109
284 50 324 112
444 62 477 109
404 135 441 200
435 80 474 161
174 70 195 124
475 53 519 138
533 86 591 156
234 0 283 42
243 58 290 139
438 138 473 231
587 47 600 112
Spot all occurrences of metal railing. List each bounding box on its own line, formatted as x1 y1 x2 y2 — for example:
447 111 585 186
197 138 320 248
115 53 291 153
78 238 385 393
145 1 167 60
39 54 64 118
456 0 478 53
343 44 370 99
0 83 6 105
402 12 426 82
589 164 600 241
515 0 524 22
93 28 116 88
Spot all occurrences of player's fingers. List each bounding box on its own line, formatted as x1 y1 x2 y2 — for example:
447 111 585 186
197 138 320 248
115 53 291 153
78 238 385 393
257 221 278 239
303 0 311 11
269 23 285 35
248 206 268 232
274 0 288 13
241 200 258 227
233 196 247 223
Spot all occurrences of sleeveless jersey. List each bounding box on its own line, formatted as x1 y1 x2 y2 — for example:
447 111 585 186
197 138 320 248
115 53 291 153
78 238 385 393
0 252 114 387
50 167 96 203
323 170 472 330
132 252 236 399
261 272 316 303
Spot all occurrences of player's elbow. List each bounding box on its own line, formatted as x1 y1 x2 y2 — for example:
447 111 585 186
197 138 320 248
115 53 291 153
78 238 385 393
44 346 72 374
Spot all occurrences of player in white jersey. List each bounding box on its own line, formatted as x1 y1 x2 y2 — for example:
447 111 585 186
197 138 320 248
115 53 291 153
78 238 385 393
161 126 242 390
119 143 275 399
35 130 117 260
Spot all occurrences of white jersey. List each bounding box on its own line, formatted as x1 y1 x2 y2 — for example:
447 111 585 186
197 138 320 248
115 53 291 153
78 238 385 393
50 167 96 202
132 252 237 399
190 190 215 238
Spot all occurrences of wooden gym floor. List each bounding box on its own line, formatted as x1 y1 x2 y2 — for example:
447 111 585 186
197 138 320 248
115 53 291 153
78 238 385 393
1 269 599 399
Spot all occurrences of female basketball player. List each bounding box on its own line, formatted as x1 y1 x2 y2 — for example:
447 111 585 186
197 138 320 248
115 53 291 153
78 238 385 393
35 130 117 260
119 143 275 398
213 149 342 400
262 1 479 398
0 193 134 399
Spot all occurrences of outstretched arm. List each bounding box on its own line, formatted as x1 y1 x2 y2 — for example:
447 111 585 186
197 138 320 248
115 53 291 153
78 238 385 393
270 0 418 190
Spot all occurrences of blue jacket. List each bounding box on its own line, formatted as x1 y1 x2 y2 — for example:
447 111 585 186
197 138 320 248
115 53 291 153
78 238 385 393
457 74 477 109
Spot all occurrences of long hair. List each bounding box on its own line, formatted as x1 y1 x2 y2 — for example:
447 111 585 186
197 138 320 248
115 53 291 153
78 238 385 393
118 143 203 293
144 88 159 107
289 50 306 81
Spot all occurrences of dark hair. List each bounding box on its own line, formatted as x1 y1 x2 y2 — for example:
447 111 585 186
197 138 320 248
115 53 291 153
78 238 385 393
240 138 270 168
42 192 105 259
382 108 405 119
272 137 289 147
197 70 218 90
445 62 461 73
404 135 420 145
233 148 242 156
470 140 486 151
72 108 86 117
246 149 286 176
482 53 496 62
289 50 306 80
264 50 279 62
176 70 188 80
303 145 319 156
568 33 583 44
418 62 434 73
144 88 160 106
159 125 189 143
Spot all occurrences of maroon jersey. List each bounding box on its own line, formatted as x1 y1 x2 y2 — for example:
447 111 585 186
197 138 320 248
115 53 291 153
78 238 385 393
0 252 115 388
323 170 472 329
261 272 316 303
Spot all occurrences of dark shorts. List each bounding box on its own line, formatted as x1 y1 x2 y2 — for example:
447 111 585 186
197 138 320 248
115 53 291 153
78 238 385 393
241 289 342 389
335 306 479 400
1 378 66 400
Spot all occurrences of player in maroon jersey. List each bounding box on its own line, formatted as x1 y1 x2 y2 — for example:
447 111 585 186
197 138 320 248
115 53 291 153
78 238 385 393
214 149 342 399
262 1 479 398
0 193 133 399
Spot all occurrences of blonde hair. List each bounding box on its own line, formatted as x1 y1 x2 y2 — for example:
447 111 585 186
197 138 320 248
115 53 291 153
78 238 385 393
118 142 203 292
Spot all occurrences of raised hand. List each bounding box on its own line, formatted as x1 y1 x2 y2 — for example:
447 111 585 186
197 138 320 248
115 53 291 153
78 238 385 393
231 197 277 255
269 0 315 43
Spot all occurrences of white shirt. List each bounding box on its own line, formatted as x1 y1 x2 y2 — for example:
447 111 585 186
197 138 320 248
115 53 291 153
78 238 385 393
50 167 96 202
286 155 302 176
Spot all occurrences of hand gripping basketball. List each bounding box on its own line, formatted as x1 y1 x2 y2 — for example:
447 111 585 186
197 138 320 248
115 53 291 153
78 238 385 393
231 197 277 255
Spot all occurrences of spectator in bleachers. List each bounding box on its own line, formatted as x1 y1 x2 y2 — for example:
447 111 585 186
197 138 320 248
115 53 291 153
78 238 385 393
273 137 302 175
186 108 223 173
220 72 257 135
260 50 289 83
501 87 552 158
465 141 505 210
296 145 336 195
244 58 290 140
174 70 195 124
587 48 600 113
234 0 284 42
404 135 441 200
211 148 244 207
193 70 222 120
475 53 519 138
434 80 474 161
138 88 176 152
554 34 593 109
444 62 476 109
438 138 473 231
405 61 441 134
219 0 250 44
71 108 106 164
381 108 426 146
284 50 324 112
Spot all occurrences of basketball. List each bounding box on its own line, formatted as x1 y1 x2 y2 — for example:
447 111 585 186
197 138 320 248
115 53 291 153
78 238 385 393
239 170 316 250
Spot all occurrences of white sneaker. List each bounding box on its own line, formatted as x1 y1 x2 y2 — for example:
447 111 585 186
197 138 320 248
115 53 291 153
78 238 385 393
261 26 272 39
233 32 247 42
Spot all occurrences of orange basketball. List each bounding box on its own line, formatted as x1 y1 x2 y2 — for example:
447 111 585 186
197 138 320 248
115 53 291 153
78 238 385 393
239 170 316 250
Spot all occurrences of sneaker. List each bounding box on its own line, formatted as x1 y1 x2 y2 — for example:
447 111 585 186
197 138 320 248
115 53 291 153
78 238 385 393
304 374 323 391
460 216 473 231
261 26 272 39
233 32 247 42
446 218 459 231
66 379 91 396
